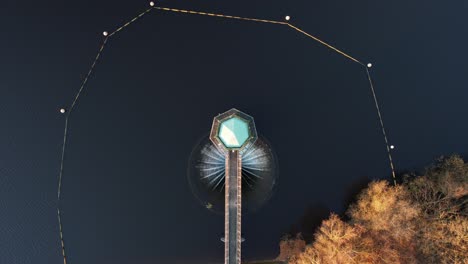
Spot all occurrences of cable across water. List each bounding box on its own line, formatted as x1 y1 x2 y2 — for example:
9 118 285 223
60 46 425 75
56 3 396 263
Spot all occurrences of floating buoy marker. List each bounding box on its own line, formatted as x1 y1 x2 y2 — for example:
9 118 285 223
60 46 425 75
390 145 395 150
103 31 108 37
367 63 373 68
60 108 66 114
150 1 155 7
285 15 291 21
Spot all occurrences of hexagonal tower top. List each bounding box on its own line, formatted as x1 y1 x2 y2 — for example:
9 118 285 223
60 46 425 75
210 108 257 153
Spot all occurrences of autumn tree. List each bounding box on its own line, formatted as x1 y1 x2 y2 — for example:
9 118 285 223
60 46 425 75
347 181 419 264
280 155 467 264
277 233 306 262
299 214 361 264
405 155 468 263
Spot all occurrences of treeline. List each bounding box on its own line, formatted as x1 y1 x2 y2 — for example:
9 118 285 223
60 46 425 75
277 155 468 264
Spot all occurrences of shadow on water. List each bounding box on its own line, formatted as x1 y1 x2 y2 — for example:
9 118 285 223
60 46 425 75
340 176 372 221
284 177 374 243
287 203 330 243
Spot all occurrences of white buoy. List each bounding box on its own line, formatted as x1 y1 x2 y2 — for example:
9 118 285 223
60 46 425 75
150 1 155 6
285 15 291 21
390 145 395 150
103 31 108 36
60 108 66 114
367 63 373 68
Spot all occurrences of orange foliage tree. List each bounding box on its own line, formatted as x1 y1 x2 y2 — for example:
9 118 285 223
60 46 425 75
281 155 467 264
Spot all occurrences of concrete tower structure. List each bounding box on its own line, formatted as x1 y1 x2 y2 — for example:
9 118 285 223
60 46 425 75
210 108 257 264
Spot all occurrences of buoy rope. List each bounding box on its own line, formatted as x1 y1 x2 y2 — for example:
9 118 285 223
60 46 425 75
56 3 396 264
365 68 397 185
